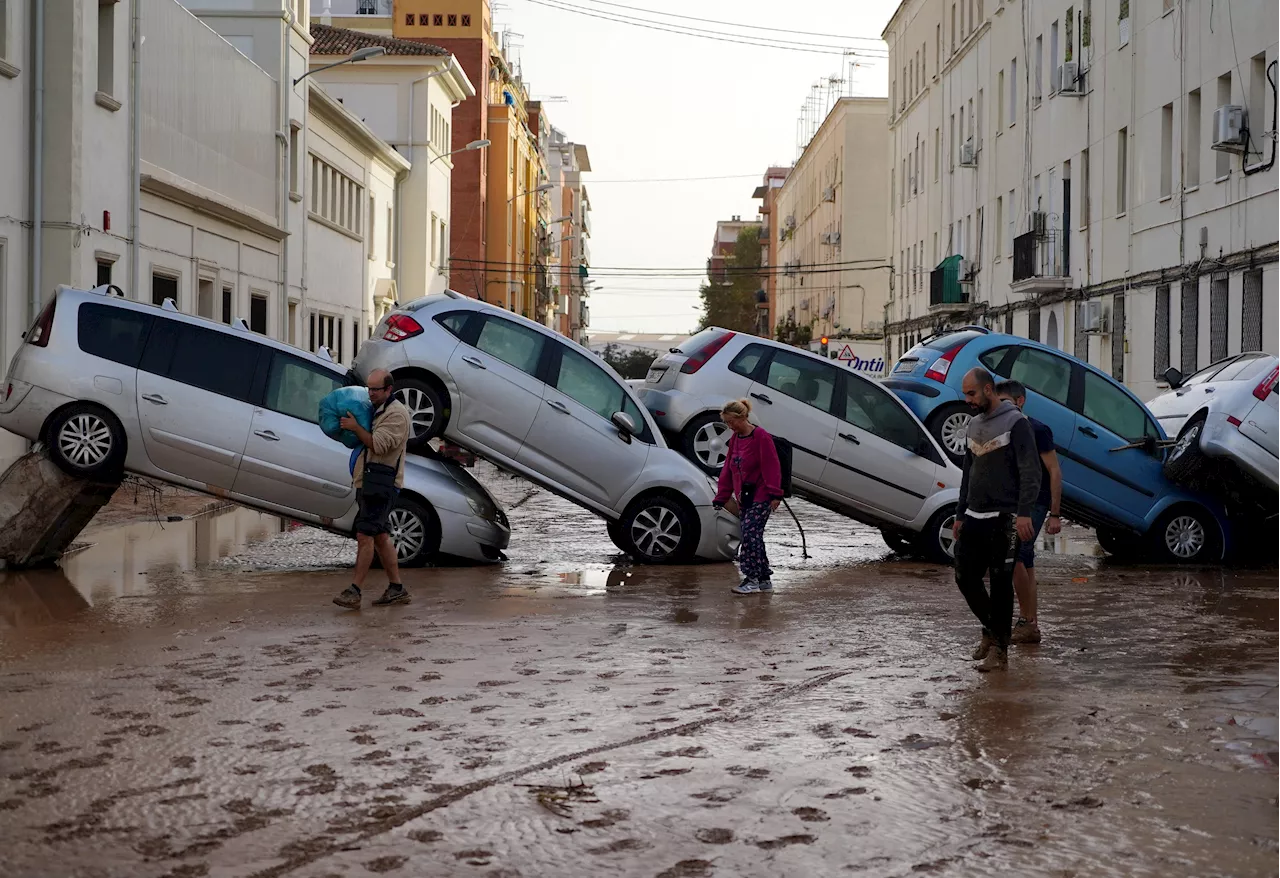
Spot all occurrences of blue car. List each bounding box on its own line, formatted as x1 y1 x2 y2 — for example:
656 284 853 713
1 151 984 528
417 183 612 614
884 327 1230 564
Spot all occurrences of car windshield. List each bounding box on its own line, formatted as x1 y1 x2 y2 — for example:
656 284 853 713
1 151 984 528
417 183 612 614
1181 356 1239 385
674 328 730 356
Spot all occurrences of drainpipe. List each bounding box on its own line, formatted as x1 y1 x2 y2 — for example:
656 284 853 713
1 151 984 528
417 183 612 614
277 5 293 343
130 0 141 299
29 0 44 323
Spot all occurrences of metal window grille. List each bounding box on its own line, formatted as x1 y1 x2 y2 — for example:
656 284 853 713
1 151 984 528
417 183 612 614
1242 268 1263 350
1028 308 1040 341
1005 311 1014 333
1111 293 1125 381
1074 302 1089 361
1154 284 1170 377
1180 279 1199 375
1209 273 1229 362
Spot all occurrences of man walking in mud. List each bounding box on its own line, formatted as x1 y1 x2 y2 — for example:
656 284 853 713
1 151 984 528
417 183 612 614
333 369 412 609
953 368 1041 671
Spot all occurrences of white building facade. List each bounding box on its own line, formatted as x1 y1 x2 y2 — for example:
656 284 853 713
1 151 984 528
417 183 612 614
547 129 592 344
884 0 1278 402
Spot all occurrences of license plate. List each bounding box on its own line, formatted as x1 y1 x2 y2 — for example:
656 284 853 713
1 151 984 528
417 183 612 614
893 359 917 374
646 367 667 382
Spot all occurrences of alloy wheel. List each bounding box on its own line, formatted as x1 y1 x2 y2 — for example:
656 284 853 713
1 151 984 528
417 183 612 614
939 411 972 456
692 420 731 469
630 505 683 558
58 414 113 468
1170 422 1201 462
1164 514 1206 559
388 507 426 562
937 511 957 559
397 387 436 439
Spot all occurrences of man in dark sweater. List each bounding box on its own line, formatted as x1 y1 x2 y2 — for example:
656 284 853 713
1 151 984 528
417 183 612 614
952 367 1042 671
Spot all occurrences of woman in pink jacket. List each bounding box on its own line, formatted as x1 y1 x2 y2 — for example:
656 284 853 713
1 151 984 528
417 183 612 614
713 398 784 595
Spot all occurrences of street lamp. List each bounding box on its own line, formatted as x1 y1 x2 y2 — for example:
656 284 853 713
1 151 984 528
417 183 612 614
509 182 554 203
429 139 491 164
294 45 387 86
549 215 572 224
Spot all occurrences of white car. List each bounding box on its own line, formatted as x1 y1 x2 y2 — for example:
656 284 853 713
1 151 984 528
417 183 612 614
351 292 740 565
1149 354 1279 497
636 328 962 561
0 285 511 567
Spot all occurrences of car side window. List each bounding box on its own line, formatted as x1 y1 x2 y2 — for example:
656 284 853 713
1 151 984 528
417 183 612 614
142 322 261 403
729 344 769 379
1081 371 1156 440
977 345 1013 373
435 311 472 339
763 350 838 414
555 347 625 420
264 353 344 424
77 303 154 368
1008 347 1072 405
474 316 544 376
844 377 930 453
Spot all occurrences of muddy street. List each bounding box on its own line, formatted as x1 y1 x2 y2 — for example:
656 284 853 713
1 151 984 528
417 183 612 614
0 470 1276 878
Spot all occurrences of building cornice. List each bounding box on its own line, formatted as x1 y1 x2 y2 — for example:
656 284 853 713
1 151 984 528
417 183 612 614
140 166 288 242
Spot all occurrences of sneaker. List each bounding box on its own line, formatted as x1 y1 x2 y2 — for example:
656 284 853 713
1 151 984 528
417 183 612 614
333 585 362 610
372 584 411 606
732 581 761 595
976 646 1008 672
1010 618 1042 645
971 631 994 660
756 579 774 592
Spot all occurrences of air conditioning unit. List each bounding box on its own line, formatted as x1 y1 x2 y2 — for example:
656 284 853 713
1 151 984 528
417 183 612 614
959 138 977 167
1030 210 1048 236
958 258 974 279
822 186 836 203
799 299 810 311
1083 300 1109 333
1058 61 1084 96
784 215 797 230
830 232 841 246
1212 105 1247 152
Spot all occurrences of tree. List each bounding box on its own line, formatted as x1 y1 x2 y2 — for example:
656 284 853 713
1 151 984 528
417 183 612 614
599 343 657 380
698 226 763 333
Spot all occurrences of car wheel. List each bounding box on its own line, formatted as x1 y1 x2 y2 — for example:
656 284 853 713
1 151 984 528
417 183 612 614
617 495 698 564
1163 413 1207 486
606 520 629 555
880 528 916 555
387 496 442 567
916 505 958 564
394 377 447 443
1150 505 1221 564
681 412 732 475
927 404 972 465
44 404 126 480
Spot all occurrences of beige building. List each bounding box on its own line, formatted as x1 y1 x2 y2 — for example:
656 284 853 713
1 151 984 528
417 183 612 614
774 98 891 346
884 0 1277 401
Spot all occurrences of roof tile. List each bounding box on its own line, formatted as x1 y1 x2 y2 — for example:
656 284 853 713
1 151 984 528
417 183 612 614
309 23 448 57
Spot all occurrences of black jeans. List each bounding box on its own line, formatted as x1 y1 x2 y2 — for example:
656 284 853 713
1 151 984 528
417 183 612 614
954 513 1020 648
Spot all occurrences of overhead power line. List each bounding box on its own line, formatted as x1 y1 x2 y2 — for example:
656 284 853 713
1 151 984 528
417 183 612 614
577 173 762 183
579 0 889 43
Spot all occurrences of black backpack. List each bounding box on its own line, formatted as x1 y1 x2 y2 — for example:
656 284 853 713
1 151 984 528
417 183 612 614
772 435 794 499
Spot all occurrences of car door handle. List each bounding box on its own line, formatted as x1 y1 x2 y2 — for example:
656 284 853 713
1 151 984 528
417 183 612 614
254 430 279 441
1078 426 1098 439
462 356 487 369
547 399 570 414
839 432 861 445
141 393 168 405
750 392 773 405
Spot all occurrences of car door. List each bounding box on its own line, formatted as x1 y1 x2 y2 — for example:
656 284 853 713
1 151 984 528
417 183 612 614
519 343 652 511
746 348 839 487
135 319 261 490
1002 344 1077 458
1068 369 1165 527
822 373 938 524
233 351 355 521
445 313 547 461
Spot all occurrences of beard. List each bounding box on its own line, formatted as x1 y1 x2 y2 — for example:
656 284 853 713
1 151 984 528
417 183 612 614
968 395 992 414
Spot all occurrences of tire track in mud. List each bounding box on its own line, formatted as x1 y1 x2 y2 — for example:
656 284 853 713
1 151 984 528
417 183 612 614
249 668 853 877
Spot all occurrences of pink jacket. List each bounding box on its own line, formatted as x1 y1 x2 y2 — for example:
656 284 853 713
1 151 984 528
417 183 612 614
714 426 784 505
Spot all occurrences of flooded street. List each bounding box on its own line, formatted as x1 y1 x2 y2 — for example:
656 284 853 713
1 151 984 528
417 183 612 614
0 469 1275 878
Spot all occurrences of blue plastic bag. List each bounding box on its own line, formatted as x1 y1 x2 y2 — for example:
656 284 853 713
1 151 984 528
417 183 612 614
348 445 363 476
318 386 373 449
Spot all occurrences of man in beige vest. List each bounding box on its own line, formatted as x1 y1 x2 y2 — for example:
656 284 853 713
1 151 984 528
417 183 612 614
333 369 412 609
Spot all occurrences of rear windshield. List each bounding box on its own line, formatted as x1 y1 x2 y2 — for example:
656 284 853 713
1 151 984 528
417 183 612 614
675 328 731 356
921 330 984 352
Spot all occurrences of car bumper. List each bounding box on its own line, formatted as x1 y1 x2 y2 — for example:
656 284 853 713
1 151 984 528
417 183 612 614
694 505 741 562
637 387 718 433
440 511 510 563
1201 412 1280 492
351 339 409 382
0 383 71 441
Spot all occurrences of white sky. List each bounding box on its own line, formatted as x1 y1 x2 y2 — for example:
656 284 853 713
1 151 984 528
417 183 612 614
498 0 899 334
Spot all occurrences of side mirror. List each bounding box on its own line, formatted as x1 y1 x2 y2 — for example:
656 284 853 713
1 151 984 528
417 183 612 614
1162 366 1184 389
611 411 637 440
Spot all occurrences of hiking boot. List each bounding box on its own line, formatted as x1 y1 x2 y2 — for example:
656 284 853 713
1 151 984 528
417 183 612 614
976 646 1008 672
971 631 994 660
1011 618 1042 644
372 584 411 606
333 585 362 610
732 581 760 595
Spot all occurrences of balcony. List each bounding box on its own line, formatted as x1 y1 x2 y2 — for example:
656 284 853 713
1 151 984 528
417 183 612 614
1011 230 1072 296
929 255 970 313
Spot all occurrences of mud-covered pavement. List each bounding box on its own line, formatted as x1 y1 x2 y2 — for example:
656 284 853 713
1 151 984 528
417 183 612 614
1 467 1276 878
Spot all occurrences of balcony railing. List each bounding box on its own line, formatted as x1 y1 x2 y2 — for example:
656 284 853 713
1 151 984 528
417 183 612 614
929 255 969 310
1011 230 1071 294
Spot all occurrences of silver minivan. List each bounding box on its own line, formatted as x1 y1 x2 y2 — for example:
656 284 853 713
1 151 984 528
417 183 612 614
0 286 510 566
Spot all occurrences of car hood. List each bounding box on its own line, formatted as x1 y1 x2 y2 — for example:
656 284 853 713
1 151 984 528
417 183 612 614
1145 386 1201 431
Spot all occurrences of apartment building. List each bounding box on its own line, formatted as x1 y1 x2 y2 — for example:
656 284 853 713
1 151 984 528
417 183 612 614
547 128 593 343
752 167 791 337
884 0 1277 401
775 97 891 343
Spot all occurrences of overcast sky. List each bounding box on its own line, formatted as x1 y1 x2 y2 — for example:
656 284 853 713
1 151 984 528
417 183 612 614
498 0 898 334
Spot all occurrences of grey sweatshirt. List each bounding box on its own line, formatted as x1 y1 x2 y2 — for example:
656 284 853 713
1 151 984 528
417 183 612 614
957 400 1042 518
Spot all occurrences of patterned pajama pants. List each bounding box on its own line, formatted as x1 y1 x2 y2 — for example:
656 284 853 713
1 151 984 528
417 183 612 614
738 501 773 582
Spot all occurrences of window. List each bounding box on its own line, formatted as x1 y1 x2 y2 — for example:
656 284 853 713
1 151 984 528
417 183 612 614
438 221 446 268
447 14 456 25
151 272 178 307
264 353 342 423
475 316 544 375
1154 284 1171 377
250 292 268 334
308 156 363 236
951 3 956 52
933 128 941 180
1214 353 1270 383
289 125 300 197
1009 59 1017 124
221 285 233 324
1250 53 1267 162
77 303 153 367
762 350 838 414
1160 103 1174 198
461 14 471 26
553 346 630 422
1186 89 1201 187
1080 148 1090 227
997 71 1005 129
1028 308 1041 342
386 206 393 262
978 346 1013 372
1082 0 1091 48
936 24 941 74
1242 269 1264 350
1118 0 1130 46
430 215 438 267
433 14 442 25
843 378 928 453
1034 35 1043 102
1008 347 1072 404
367 195 376 259
1180 279 1198 375
1065 7 1074 61
97 0 115 97
994 197 1003 259
431 311 473 341
729 344 768 379
1111 293 1125 381
1116 127 1128 213
1209 274 1229 362
949 114 956 170
145 323 261 403
1081 371 1152 440
1216 73 1232 178
1050 22 1059 91
0 0 9 64
96 260 113 287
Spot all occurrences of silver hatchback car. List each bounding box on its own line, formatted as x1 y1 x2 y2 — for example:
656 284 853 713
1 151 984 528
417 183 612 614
0 286 510 567
637 328 962 561
352 292 740 565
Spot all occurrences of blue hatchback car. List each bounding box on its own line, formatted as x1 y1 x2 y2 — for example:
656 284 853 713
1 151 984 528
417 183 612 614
884 327 1230 564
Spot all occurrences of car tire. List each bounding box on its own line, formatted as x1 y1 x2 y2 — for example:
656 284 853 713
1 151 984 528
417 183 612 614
927 404 972 466
387 495 442 568
1163 413 1208 486
1096 526 1140 559
394 377 448 444
44 403 127 480
681 412 732 475
616 495 698 564
606 520 629 555
916 505 959 564
880 528 916 556
1149 505 1221 564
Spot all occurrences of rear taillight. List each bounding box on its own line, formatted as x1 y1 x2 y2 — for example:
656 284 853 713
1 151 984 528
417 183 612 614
679 332 735 374
382 314 424 342
1252 366 1278 401
924 341 966 383
26 297 56 348
1227 415 1243 427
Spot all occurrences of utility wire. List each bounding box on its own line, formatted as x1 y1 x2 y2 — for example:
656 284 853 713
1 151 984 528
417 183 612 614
578 0 889 43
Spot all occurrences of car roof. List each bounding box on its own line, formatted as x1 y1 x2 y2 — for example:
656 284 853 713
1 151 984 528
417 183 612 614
970 331 1152 406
